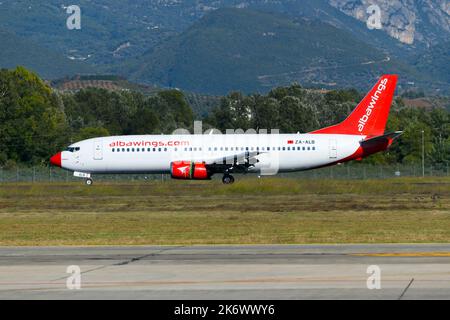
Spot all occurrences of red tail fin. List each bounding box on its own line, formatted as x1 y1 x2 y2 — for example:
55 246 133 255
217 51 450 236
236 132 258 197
311 75 398 136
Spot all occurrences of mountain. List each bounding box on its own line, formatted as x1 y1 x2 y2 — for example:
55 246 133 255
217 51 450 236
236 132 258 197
410 41 450 85
233 0 415 59
1 1 448 66
0 1 448 93
0 29 93 79
328 0 450 46
120 8 426 95
0 0 203 67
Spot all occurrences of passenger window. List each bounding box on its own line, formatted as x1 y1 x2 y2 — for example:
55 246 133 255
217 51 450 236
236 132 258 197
127 148 130 152
122 148 125 152
158 148 161 152
112 148 115 152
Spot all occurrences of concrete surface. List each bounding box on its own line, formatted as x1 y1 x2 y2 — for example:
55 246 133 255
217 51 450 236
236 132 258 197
0 244 449 299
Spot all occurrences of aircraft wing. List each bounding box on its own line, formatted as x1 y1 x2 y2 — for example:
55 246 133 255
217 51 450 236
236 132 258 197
204 150 265 166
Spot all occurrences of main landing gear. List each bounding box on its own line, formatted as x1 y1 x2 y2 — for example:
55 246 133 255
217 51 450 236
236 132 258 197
222 174 235 184
85 178 93 186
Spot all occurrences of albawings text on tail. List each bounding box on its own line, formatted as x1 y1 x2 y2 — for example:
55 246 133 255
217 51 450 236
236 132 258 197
358 78 388 133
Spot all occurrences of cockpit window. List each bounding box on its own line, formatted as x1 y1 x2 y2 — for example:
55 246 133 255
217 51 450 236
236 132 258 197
66 147 81 152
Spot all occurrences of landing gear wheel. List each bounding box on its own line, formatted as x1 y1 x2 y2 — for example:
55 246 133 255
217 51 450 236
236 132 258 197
222 174 235 184
85 178 93 186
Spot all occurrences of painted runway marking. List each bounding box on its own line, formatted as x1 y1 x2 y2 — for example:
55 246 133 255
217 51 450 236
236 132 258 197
352 252 450 257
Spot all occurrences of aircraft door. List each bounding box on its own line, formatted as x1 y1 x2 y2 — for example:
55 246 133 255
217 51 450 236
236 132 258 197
93 139 103 160
329 139 337 159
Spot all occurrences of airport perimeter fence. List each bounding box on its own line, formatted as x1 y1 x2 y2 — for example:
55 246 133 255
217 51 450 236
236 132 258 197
0 164 448 183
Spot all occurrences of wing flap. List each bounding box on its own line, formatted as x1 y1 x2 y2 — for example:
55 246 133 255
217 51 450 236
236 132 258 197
205 150 263 166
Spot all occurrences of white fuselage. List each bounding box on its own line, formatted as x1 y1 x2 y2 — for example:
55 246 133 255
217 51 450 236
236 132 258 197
60 133 364 175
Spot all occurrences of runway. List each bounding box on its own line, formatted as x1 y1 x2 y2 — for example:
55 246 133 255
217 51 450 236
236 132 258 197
1 244 450 299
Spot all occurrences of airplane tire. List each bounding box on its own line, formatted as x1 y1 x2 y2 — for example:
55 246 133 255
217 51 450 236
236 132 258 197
85 178 93 186
222 175 235 184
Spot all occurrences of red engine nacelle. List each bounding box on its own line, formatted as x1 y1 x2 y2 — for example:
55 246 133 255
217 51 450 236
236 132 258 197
170 161 210 180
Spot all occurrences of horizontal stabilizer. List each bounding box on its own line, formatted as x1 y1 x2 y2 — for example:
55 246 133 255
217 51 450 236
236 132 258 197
360 131 403 149
346 131 403 161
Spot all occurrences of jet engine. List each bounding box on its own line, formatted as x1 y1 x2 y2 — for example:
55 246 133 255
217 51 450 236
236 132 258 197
170 161 210 180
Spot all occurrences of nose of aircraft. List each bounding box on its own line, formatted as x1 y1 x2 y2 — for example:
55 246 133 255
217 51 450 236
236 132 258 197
50 152 62 167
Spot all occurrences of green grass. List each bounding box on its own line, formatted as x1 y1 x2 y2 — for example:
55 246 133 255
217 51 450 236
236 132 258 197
0 177 448 246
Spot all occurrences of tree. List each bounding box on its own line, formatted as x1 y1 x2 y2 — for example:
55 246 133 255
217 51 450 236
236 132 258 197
279 96 318 133
251 95 280 131
0 67 68 165
428 108 449 168
68 88 132 135
393 108 433 165
157 90 194 132
73 127 110 142
128 99 160 135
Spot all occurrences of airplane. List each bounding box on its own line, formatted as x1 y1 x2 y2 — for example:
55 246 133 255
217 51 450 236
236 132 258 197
50 74 402 185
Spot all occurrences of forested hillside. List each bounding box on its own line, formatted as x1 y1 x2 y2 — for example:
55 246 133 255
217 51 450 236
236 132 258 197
122 8 422 95
1 67 448 169
0 29 93 79
0 2 448 94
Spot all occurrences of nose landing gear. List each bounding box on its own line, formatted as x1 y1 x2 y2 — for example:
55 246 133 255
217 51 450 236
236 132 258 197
222 174 235 184
73 171 92 186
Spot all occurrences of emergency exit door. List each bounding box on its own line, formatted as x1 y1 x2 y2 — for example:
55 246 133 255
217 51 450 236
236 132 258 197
93 139 103 160
329 139 337 159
